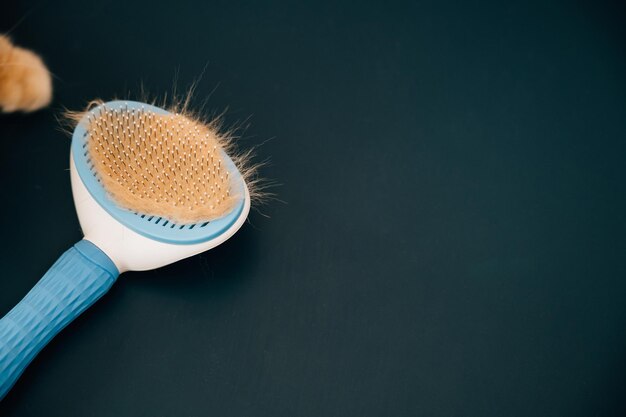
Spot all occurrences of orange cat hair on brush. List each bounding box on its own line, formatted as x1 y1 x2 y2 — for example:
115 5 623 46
64 96 270 224
0 35 52 112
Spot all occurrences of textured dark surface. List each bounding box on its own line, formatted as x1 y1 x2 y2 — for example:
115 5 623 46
1 1 625 416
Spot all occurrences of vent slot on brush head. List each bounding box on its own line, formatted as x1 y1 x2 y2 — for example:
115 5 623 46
71 101 247 245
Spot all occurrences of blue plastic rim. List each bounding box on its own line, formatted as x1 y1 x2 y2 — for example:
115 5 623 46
71 100 246 245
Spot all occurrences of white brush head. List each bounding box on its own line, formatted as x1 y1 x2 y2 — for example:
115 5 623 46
69 101 251 273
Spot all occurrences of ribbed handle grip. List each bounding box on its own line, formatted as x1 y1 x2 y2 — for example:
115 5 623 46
0 240 119 400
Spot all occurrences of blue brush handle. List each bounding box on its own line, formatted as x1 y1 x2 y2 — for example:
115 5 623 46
0 240 119 400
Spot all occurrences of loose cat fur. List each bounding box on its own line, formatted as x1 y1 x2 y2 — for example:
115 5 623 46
0 35 52 112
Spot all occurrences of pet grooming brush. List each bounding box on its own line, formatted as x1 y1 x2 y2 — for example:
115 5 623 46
0 100 251 399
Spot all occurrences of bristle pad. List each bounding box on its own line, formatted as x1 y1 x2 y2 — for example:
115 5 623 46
86 105 235 223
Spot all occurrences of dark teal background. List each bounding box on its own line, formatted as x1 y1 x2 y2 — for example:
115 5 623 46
1 1 625 415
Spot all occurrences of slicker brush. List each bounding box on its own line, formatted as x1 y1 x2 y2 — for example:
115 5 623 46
0 100 253 399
